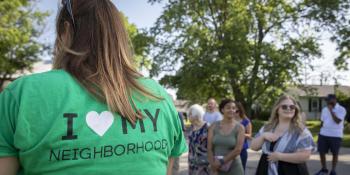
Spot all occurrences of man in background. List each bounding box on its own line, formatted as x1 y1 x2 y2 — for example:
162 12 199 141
203 98 222 125
315 94 347 175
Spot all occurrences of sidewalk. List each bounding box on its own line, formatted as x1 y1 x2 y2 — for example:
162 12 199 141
178 147 350 175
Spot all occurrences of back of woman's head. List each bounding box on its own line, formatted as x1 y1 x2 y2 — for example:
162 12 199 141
53 0 159 123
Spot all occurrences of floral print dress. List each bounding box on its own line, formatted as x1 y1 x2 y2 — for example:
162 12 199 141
188 123 209 175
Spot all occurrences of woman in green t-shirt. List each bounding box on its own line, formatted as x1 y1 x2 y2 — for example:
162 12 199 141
0 0 187 174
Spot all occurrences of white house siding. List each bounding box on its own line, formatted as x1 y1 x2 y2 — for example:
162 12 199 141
300 97 328 120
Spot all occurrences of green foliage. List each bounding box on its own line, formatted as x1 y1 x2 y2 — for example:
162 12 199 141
0 0 49 89
251 119 266 134
303 0 350 70
336 90 350 121
148 0 349 113
121 13 154 70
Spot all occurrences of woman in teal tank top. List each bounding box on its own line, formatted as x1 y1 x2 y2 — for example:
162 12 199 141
208 99 245 175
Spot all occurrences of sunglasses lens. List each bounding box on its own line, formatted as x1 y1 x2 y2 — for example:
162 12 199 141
281 105 286 110
281 105 295 110
289 105 296 110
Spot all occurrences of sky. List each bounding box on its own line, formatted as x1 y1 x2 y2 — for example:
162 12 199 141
35 0 350 87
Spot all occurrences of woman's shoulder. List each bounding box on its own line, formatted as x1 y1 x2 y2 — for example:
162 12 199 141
299 127 313 137
208 121 220 131
137 77 164 88
241 118 250 125
5 69 72 93
136 77 167 96
202 123 210 130
235 121 245 131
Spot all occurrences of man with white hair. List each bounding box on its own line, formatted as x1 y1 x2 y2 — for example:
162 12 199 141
203 98 222 125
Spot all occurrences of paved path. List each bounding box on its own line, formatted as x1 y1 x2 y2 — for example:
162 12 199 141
178 148 350 175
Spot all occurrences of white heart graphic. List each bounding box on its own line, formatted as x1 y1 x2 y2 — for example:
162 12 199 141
86 111 114 136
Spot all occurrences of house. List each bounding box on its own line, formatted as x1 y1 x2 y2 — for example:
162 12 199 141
287 85 350 120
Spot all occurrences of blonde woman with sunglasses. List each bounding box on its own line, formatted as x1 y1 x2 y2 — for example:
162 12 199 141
251 95 315 175
0 0 187 174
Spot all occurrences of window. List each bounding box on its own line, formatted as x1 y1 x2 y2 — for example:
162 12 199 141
308 98 321 112
311 98 318 112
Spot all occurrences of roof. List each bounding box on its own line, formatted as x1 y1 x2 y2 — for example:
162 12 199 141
287 85 350 97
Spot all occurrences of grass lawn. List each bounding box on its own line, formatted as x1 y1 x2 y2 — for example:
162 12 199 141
251 120 350 148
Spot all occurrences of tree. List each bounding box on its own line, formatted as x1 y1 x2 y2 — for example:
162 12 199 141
0 3 154 91
0 0 49 90
148 0 349 115
303 0 350 70
336 90 350 122
121 13 154 71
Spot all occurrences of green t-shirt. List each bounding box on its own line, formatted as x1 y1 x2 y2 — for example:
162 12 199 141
0 70 187 175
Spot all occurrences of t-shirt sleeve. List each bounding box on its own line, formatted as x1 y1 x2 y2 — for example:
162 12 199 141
320 108 326 121
0 89 19 157
336 107 347 120
296 128 315 152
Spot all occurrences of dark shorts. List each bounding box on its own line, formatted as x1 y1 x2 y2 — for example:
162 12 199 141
317 134 342 155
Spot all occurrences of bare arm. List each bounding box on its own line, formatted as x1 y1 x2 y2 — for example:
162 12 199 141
207 124 215 165
245 122 252 139
250 130 266 151
223 125 244 163
0 157 19 175
207 124 220 170
268 150 311 164
329 107 342 124
166 157 174 175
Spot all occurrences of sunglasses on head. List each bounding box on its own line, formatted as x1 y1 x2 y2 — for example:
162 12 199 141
280 104 296 111
62 0 75 28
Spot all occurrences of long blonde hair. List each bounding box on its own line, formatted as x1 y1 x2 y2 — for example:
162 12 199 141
53 0 160 123
264 95 304 134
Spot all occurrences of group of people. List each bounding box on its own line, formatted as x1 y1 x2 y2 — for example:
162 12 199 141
186 95 347 175
187 98 250 175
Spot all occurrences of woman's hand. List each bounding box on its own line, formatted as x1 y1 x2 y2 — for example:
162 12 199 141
263 132 280 142
210 159 221 170
267 152 281 162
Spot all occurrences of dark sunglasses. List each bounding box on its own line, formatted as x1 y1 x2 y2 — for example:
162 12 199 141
62 0 75 28
280 104 296 111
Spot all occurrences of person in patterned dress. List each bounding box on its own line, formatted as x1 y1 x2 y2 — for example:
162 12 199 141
188 104 210 175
